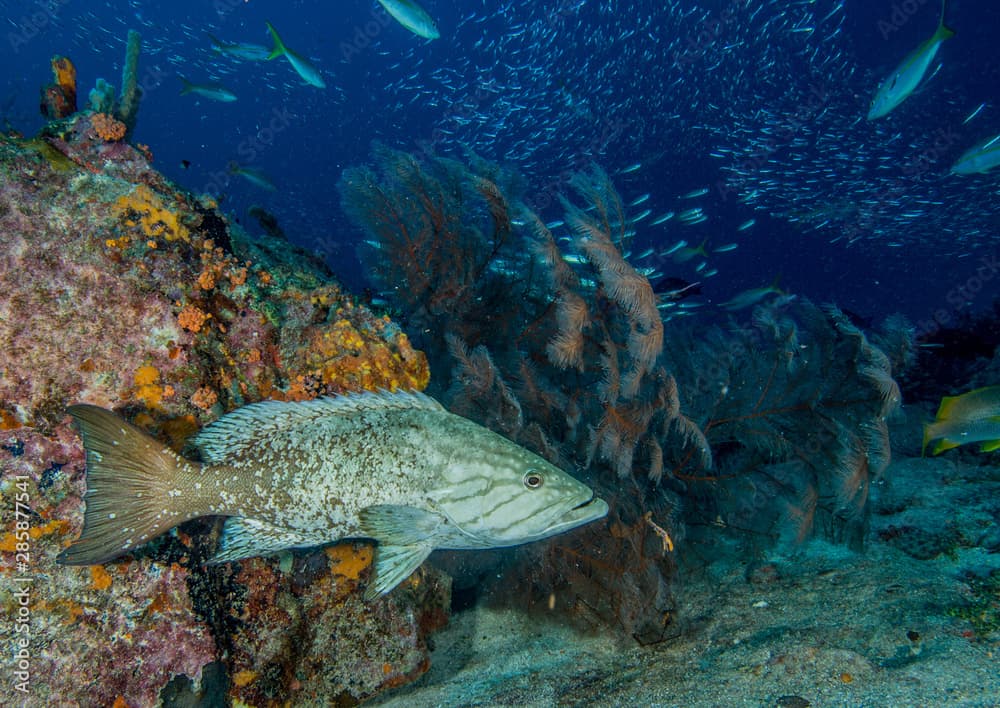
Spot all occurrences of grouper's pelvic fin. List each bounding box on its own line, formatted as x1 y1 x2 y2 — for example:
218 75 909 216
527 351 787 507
57 404 201 566
360 504 443 599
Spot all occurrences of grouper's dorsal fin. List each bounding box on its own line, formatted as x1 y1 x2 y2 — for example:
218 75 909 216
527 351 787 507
193 390 444 463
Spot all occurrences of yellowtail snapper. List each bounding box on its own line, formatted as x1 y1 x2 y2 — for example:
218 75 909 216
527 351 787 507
228 163 277 191
266 22 326 88
719 281 785 311
923 386 1000 455
951 134 1000 175
867 0 954 120
207 33 270 61
672 239 708 263
179 77 237 102
378 0 440 40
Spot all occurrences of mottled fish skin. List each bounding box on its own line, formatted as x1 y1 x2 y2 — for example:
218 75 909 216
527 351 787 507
58 392 607 598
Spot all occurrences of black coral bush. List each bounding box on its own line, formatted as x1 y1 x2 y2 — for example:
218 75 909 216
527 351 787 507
339 148 912 639
662 301 909 551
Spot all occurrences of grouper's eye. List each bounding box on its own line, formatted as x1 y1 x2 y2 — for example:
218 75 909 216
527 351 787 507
523 470 544 489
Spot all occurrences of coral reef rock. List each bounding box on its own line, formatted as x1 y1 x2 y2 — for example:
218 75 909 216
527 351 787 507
0 118 444 706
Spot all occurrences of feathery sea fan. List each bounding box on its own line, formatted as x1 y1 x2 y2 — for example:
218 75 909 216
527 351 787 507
338 148 913 638
662 299 910 550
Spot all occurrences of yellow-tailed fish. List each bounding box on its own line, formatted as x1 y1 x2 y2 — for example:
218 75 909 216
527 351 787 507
867 0 954 120
378 0 440 40
922 386 1000 455
672 239 708 263
207 33 270 61
58 392 607 599
228 163 277 191
266 22 326 88
719 280 784 311
951 134 1000 175
179 77 237 102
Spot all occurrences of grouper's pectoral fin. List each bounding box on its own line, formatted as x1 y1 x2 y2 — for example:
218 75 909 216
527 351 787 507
208 517 322 564
359 505 444 599
365 543 434 600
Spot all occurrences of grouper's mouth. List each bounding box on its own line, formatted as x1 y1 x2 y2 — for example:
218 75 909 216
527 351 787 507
546 494 609 534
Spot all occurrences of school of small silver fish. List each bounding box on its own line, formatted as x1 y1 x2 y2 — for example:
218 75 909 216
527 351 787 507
52 0 997 310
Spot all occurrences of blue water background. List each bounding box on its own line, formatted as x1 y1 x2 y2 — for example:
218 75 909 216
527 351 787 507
2 0 998 329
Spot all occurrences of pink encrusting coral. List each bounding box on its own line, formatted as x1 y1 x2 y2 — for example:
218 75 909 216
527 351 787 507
0 118 429 431
0 425 215 707
0 112 439 705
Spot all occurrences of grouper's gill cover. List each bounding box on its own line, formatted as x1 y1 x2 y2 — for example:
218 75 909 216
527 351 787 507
58 391 608 599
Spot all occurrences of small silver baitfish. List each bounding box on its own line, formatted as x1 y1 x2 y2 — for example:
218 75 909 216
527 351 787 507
58 392 608 598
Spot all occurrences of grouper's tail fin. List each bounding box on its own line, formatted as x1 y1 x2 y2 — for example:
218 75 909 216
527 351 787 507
58 405 197 566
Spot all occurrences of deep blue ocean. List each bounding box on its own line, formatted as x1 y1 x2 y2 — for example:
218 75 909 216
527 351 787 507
2 0 998 328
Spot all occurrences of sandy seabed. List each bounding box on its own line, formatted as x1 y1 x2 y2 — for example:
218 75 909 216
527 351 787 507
375 458 1000 708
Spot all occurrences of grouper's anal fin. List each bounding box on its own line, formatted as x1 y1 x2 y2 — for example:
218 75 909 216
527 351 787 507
208 517 322 563
365 543 433 600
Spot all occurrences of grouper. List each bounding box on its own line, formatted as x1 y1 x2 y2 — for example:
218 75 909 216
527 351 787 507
58 391 608 598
